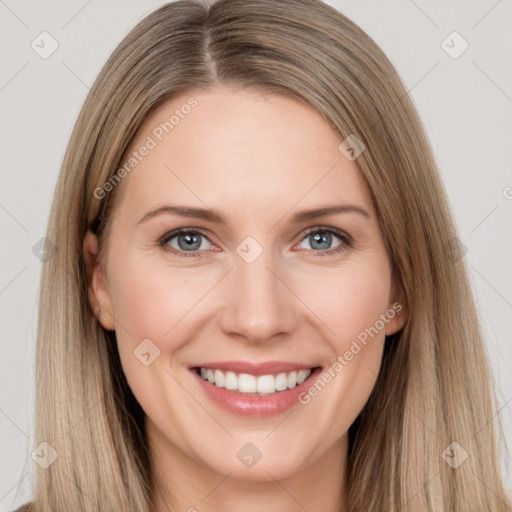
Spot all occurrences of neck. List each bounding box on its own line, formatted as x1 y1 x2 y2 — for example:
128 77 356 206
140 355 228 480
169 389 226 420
147 417 349 512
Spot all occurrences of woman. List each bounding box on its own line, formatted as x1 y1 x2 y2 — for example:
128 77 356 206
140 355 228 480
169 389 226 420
15 0 511 510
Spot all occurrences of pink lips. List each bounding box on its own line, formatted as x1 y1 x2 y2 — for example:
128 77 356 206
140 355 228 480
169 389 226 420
189 361 322 418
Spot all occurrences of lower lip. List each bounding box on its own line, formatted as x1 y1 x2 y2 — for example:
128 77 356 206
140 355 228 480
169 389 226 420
191 367 322 417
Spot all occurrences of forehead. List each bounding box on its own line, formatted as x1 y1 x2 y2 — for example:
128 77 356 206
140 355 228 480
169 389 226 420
114 86 374 222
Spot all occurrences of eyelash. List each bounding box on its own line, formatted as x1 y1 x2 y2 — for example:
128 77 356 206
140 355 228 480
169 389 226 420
158 226 353 258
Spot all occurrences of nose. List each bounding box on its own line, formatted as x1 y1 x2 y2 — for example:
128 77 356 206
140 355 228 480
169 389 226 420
217 250 299 345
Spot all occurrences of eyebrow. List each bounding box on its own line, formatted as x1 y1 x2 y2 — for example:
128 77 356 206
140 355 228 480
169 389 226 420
137 204 371 226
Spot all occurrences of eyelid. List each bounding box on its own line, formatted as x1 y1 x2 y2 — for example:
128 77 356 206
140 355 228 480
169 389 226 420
157 226 222 252
299 225 352 243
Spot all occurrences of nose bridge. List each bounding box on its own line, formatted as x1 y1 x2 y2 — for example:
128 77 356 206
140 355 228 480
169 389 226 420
217 241 297 343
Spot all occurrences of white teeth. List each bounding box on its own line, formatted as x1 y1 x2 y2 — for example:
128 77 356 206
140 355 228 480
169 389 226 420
225 371 238 390
197 367 313 394
297 369 309 384
238 373 257 393
214 369 225 388
275 372 289 391
256 374 275 394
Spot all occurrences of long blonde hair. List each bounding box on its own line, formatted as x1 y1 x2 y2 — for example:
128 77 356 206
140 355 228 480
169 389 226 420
19 0 511 510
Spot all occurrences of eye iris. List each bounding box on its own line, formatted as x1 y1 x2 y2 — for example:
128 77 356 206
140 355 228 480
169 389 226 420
310 231 332 250
178 232 201 251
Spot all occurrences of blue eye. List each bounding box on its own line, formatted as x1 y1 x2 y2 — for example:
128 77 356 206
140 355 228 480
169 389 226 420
158 227 352 258
159 229 212 256
298 227 351 256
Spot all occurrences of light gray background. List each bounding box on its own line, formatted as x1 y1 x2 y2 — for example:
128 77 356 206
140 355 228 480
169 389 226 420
1 0 511 509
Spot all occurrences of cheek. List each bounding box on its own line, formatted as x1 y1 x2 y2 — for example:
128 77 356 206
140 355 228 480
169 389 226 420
291 260 391 418
107 255 214 348
105 256 206 431
293 259 392 349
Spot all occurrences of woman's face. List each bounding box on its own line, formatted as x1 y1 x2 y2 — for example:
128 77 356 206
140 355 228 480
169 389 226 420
84 86 405 481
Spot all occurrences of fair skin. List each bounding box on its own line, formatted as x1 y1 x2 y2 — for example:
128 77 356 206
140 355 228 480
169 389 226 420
84 86 406 512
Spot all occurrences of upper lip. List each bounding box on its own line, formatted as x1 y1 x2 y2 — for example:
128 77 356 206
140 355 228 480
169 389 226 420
190 360 320 376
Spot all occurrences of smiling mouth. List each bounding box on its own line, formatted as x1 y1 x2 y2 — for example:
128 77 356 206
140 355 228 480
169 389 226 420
193 366 320 396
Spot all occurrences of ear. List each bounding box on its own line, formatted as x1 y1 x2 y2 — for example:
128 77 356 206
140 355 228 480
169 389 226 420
385 272 408 336
83 229 116 331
